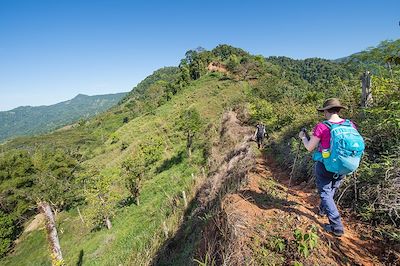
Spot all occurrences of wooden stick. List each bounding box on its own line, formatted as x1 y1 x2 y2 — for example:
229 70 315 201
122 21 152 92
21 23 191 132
182 191 188 208
77 206 85 224
162 221 168 238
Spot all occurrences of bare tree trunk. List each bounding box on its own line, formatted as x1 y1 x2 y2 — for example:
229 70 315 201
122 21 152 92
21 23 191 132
387 62 394 79
162 221 168 238
39 201 63 265
98 194 113 229
182 191 188 208
361 71 373 108
186 132 193 157
136 197 140 206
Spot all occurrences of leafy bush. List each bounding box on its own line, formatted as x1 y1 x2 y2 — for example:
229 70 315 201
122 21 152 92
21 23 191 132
0 211 15 258
293 226 318 258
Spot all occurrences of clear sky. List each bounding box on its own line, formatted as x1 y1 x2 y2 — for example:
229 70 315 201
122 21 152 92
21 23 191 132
0 0 399 111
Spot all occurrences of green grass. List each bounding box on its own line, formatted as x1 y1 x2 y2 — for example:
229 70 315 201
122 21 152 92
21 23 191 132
1 75 247 265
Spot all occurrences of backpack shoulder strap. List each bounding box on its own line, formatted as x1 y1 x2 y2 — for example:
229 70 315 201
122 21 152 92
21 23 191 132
323 119 352 129
343 119 352 127
322 120 332 129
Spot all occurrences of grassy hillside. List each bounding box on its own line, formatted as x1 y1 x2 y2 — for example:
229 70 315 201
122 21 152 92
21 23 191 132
1 73 246 265
0 40 399 265
0 92 127 142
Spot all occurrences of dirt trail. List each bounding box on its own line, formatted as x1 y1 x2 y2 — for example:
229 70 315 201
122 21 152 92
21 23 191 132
224 152 388 265
153 111 395 265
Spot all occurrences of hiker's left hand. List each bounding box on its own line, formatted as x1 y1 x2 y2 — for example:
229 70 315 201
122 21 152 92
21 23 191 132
298 131 306 139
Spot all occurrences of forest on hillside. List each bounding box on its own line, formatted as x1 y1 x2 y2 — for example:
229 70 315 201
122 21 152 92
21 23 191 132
0 40 399 265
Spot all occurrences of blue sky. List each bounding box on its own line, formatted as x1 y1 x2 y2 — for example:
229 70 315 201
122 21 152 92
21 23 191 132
0 0 399 111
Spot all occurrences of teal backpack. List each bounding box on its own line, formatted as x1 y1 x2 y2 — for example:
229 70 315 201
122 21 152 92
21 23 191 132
314 120 365 177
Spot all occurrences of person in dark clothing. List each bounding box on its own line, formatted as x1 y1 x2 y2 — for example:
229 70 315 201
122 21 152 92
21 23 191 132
254 122 267 149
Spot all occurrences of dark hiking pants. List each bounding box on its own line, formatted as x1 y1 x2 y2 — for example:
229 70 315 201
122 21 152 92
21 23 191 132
315 161 344 232
256 136 264 149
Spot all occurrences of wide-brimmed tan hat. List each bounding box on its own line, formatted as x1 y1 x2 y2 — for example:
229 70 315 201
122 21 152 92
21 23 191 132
317 98 347 112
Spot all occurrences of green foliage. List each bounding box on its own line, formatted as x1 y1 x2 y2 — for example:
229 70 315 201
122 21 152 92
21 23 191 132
110 133 120 144
139 136 164 171
270 236 286 253
83 168 120 230
212 44 249 60
182 48 211 80
178 108 203 135
3 40 400 264
0 211 15 258
121 136 163 204
193 254 216 266
293 226 318 258
0 147 80 259
31 148 80 211
251 235 285 266
248 98 278 131
346 39 400 76
0 150 34 182
178 108 203 156
226 54 240 72
122 158 143 205
267 56 352 85
250 41 400 228
122 67 179 100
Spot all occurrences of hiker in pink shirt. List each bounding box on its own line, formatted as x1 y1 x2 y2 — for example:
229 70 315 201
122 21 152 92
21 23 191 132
313 120 357 152
298 98 356 237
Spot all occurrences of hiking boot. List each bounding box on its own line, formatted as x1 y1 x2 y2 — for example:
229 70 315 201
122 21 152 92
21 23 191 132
323 224 344 237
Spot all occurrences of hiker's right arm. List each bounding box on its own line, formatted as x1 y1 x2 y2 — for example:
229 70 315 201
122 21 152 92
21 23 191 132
299 131 320 152
302 136 320 152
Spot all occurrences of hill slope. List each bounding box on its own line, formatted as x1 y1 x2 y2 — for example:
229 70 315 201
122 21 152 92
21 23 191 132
0 92 127 142
0 41 399 265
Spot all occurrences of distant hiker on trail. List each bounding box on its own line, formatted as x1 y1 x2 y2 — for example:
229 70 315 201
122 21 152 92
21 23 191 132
254 122 267 149
298 98 365 237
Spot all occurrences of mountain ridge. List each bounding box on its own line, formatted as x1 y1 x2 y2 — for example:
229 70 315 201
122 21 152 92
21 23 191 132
0 92 128 142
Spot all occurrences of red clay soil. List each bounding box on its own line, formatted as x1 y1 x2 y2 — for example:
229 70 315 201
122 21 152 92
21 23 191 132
223 153 392 265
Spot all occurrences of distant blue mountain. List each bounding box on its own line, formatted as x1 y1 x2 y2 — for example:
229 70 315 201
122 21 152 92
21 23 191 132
0 92 127 142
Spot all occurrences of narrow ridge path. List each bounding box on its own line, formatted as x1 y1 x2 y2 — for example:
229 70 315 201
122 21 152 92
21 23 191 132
224 152 385 265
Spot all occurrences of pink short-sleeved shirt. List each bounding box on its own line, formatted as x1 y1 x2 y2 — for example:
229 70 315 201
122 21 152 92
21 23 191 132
313 120 356 151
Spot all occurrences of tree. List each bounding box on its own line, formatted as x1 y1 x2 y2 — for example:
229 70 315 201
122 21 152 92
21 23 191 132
31 148 79 213
183 49 209 80
179 59 191 85
121 157 144 206
30 148 78 266
0 150 36 258
178 108 203 157
212 44 248 61
38 202 64 265
0 211 15 258
121 137 163 205
83 168 119 230
226 54 240 73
